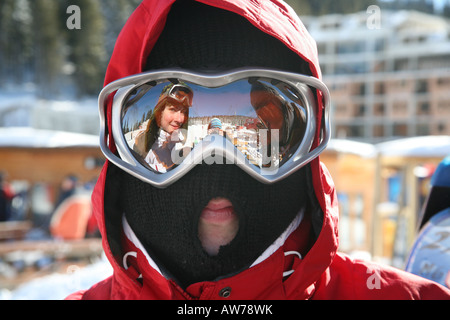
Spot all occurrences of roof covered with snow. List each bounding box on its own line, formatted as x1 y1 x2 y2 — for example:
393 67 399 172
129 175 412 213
0 127 99 149
376 136 450 158
325 139 377 158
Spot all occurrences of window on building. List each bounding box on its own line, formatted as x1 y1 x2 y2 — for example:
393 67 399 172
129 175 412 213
336 124 366 139
375 38 386 52
356 104 366 117
394 58 409 71
417 102 430 115
335 62 368 74
336 41 366 54
350 124 365 138
419 54 450 69
374 82 385 95
438 123 447 134
393 122 408 136
373 125 385 138
416 80 428 94
437 77 450 86
416 123 430 136
317 43 327 55
374 103 385 116
359 84 366 95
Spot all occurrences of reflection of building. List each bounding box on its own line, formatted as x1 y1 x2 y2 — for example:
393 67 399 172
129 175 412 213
303 10 450 142
188 116 264 165
188 115 249 127
235 129 261 165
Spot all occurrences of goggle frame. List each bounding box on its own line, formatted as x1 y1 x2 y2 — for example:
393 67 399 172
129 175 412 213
98 68 331 188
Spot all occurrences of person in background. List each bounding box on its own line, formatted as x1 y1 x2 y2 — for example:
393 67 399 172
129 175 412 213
406 155 450 289
207 118 223 136
55 175 78 209
0 171 15 222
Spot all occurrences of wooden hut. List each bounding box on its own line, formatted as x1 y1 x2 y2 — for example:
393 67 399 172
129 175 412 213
373 136 450 265
0 127 104 233
320 139 377 255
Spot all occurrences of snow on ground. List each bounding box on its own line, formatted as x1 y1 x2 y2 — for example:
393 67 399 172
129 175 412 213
0 255 113 300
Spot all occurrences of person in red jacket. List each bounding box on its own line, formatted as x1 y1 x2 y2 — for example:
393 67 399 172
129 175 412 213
68 0 450 300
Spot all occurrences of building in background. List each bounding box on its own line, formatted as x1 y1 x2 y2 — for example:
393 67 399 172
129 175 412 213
304 10 450 143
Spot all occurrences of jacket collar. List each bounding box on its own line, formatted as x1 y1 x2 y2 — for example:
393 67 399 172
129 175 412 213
118 210 316 299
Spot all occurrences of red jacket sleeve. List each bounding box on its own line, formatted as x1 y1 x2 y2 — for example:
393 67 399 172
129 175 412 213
314 253 450 300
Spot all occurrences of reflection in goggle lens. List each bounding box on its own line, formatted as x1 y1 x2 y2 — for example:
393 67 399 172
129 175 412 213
121 79 307 174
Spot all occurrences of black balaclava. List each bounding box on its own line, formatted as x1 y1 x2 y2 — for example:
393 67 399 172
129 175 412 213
120 1 313 288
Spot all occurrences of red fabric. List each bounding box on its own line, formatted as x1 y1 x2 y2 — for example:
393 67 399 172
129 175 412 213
2 184 15 201
66 0 450 300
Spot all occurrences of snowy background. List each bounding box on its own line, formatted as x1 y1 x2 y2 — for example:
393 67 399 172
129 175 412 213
0 255 112 300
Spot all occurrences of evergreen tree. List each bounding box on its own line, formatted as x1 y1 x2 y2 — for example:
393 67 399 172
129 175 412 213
65 0 107 96
32 0 65 98
283 0 312 15
0 0 446 99
0 0 15 86
0 0 34 86
101 0 142 57
444 3 450 18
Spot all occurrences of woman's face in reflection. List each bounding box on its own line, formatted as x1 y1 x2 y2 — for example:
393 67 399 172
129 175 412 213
158 103 188 134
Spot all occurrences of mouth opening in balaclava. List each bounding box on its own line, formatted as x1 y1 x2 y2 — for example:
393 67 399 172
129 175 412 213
120 1 313 288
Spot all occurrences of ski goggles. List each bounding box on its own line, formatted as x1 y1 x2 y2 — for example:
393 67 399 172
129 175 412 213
99 69 331 188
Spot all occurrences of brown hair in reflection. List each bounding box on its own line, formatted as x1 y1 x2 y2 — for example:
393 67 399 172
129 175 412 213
133 82 192 158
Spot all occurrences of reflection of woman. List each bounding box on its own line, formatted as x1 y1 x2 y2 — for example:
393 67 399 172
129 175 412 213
207 117 223 136
134 83 193 172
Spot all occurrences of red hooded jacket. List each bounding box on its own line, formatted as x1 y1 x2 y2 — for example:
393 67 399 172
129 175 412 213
67 0 450 300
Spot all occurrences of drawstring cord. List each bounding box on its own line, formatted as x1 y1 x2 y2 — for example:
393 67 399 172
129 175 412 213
283 251 302 277
123 251 143 280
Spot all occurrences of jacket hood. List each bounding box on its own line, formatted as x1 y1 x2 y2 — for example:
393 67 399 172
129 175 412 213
93 0 339 299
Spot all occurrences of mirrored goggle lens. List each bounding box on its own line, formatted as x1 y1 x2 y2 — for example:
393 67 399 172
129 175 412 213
119 78 309 174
